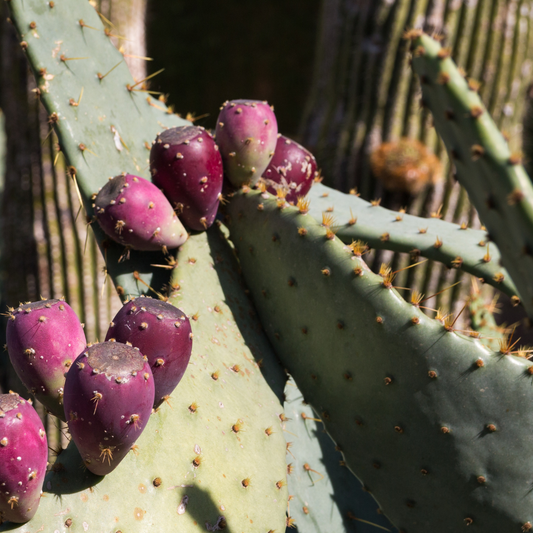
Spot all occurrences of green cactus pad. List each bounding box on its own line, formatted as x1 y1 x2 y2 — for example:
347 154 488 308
6 0 189 296
0 228 288 532
410 32 533 317
226 188 533 532
283 376 397 532
306 183 518 300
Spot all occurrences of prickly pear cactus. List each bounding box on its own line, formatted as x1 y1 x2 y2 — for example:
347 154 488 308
307 182 517 299
226 188 533 532
12 1 533 531
1 228 289 532
7 0 188 290
409 32 533 318
283 377 397 532
3 0 289 531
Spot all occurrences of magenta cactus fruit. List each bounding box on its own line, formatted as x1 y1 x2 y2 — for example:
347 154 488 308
149 126 223 231
105 297 192 408
262 134 318 204
215 99 278 187
63 342 155 476
6 299 86 421
94 173 188 251
0 392 47 523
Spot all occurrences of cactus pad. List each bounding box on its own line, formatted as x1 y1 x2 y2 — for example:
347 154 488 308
283 377 397 532
307 182 518 299
226 188 533 532
410 32 533 317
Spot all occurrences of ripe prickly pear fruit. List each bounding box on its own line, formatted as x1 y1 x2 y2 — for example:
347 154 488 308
63 342 155 476
215 99 278 187
105 297 192 409
262 134 318 204
6 299 86 421
0 392 47 523
149 126 223 231
94 173 188 252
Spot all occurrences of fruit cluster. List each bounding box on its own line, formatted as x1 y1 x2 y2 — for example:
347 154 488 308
0 98 318 524
1 296 192 522
94 99 317 252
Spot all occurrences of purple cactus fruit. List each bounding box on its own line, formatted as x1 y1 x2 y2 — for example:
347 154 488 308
215 99 278 188
262 135 318 204
94 173 188 252
149 126 223 231
63 342 155 476
6 299 86 421
0 392 47 523
105 297 192 408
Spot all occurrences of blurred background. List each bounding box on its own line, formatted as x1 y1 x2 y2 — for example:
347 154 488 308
146 0 320 138
2 0 533 452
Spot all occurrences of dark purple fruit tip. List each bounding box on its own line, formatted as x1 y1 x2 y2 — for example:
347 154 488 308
150 126 223 231
6 299 86 421
94 173 188 251
63 342 155 476
106 296 192 408
0 392 47 523
261 134 318 204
